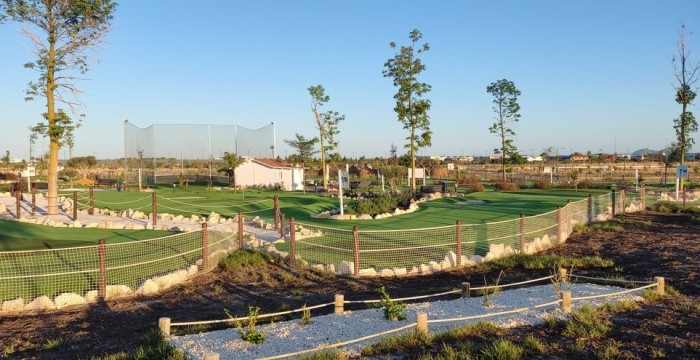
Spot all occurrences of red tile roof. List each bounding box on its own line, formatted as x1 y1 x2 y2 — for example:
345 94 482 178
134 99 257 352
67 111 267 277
253 158 295 169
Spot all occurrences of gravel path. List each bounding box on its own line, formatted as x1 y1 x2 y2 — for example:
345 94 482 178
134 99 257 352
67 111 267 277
171 283 645 360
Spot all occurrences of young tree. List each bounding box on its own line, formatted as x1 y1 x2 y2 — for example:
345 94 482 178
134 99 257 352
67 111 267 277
672 23 699 190
3 0 117 215
284 133 319 163
487 79 522 182
308 85 344 189
217 152 244 187
1 151 10 171
380 165 407 191
383 29 432 191
67 155 96 179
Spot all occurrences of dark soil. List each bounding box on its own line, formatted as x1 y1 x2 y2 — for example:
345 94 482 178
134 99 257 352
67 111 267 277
1 212 699 359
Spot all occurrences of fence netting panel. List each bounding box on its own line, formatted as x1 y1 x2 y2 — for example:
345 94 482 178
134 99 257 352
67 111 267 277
359 225 457 272
523 209 559 246
293 222 355 269
0 245 100 303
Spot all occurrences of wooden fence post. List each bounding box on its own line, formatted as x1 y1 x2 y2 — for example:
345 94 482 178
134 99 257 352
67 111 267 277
455 220 462 267
519 214 525 253
98 239 107 300
152 192 158 226
621 189 626 214
566 200 572 235
203 353 220 360
559 268 568 282
89 187 94 215
15 190 20 219
201 223 209 270
334 294 344 314
560 291 571 313
31 188 36 215
461 282 470 298
73 191 78 221
353 225 360 276
655 276 665 295
289 217 296 268
640 187 646 209
611 190 616 217
280 213 286 239
587 194 593 223
273 195 279 230
416 312 428 334
237 211 244 249
158 317 171 335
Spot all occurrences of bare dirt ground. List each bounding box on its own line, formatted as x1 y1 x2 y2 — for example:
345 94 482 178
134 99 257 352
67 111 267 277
1 211 699 359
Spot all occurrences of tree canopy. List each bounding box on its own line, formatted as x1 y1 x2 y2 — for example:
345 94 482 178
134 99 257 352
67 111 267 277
308 84 344 189
487 79 522 181
217 152 244 187
284 133 318 163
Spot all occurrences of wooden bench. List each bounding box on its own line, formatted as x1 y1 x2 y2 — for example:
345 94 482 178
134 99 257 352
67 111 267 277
96 178 117 188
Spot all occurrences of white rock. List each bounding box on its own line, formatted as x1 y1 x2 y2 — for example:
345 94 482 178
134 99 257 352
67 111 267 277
360 268 380 276
419 263 432 274
189 215 200 222
392 267 408 276
0 204 6 213
428 261 442 272
84 222 98 229
338 261 355 275
131 224 146 230
312 264 325 272
1 298 24 312
25 296 56 311
105 285 133 299
326 264 336 273
469 255 484 265
174 215 184 222
444 251 458 267
84 290 99 303
187 265 199 278
54 292 87 309
540 236 552 249
408 266 420 275
136 279 160 295
357 214 373 220
439 260 451 270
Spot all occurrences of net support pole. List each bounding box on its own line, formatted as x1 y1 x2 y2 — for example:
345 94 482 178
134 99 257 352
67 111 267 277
31 188 36 215
289 217 296 268
519 214 525 253
201 223 209 270
273 195 279 230
611 190 616 217
461 282 470 298
334 294 344 314
89 187 94 215
566 200 571 235
238 211 244 249
73 191 78 221
353 225 360 276
587 194 593 223
152 192 158 226
98 239 107 300
15 190 20 219
455 220 462 267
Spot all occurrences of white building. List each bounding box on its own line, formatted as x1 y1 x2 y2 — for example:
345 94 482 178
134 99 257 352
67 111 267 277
235 158 304 191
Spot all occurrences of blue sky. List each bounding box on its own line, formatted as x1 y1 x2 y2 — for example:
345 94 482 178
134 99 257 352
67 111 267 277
1 0 699 160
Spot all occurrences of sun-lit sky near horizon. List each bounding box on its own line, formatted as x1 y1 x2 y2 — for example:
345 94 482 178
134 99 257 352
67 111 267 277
1 0 699 161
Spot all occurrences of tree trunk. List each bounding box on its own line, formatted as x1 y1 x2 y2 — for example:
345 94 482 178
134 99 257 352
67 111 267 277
46 29 58 215
410 126 416 191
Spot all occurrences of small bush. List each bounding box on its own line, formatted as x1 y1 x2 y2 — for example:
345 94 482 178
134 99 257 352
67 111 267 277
532 180 552 189
523 334 546 355
361 331 431 356
379 286 407 321
495 182 520 191
344 190 417 216
219 249 271 271
231 306 266 344
577 180 610 189
557 181 575 189
563 305 610 339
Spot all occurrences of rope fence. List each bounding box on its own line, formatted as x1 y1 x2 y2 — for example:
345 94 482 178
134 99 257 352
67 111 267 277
163 275 665 360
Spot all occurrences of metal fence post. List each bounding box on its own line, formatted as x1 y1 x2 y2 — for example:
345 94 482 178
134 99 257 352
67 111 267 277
611 189 616 217
89 187 94 215
15 190 21 219
456 220 462 267
280 213 286 239
152 192 158 226
353 225 360 276
273 195 279 230
73 190 78 221
519 214 525 253
587 193 593 223
289 217 296 268
31 188 36 215
201 223 209 270
98 239 107 300
556 206 562 243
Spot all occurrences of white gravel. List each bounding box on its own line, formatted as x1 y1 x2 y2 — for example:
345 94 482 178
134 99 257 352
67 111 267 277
170 283 645 360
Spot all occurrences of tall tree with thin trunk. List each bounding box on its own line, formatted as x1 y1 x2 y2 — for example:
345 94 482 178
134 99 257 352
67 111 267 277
3 0 117 215
383 29 432 191
672 23 699 190
487 79 522 182
308 85 344 189
284 133 318 163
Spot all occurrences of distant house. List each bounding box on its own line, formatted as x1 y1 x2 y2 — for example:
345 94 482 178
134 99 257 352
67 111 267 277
571 154 589 162
235 158 304 191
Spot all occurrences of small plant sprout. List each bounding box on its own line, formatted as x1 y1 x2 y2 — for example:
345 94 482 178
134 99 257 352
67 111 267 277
226 306 266 344
301 303 311 325
480 270 504 308
550 265 575 296
378 286 407 321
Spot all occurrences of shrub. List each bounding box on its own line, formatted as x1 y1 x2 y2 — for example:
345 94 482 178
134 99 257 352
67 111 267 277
345 190 417 217
557 182 575 189
379 286 407 321
219 249 271 271
494 182 520 191
532 180 552 189
481 339 524 360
